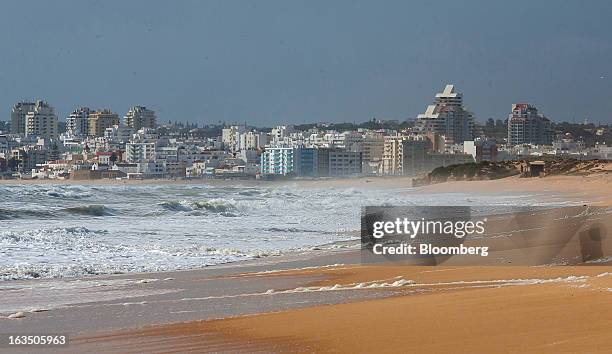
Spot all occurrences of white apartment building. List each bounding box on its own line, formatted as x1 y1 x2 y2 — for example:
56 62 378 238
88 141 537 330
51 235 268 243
124 106 157 131
66 107 91 137
238 131 268 150
125 142 155 163
382 135 408 175
261 147 294 175
24 100 58 140
221 125 246 151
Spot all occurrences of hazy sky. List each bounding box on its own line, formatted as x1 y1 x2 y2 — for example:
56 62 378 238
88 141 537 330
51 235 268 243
1 0 612 125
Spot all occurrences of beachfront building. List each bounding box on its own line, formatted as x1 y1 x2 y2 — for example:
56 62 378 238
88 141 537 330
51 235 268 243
10 101 36 135
88 109 120 137
347 132 384 174
382 135 408 175
66 107 91 137
507 103 553 146
361 132 385 171
329 148 363 176
24 100 58 140
293 147 363 177
401 138 432 176
415 84 475 145
260 147 294 176
124 106 157 131
294 147 318 177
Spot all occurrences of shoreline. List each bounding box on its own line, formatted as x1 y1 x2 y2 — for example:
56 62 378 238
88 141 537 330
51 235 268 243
84 265 611 353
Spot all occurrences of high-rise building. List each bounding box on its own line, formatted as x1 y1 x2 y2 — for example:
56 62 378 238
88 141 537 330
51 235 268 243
222 125 246 152
350 132 384 174
238 131 268 150
260 147 294 175
415 84 475 145
124 106 157 131
294 147 319 177
402 138 433 176
10 101 36 135
382 136 408 175
88 109 120 137
66 107 91 137
507 104 553 146
328 148 362 176
24 100 58 140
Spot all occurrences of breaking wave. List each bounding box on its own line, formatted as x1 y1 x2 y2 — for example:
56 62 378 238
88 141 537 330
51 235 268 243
159 199 239 215
63 205 115 216
0 208 57 220
46 190 92 199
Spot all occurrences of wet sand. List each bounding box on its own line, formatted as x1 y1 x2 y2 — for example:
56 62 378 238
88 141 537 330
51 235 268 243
73 265 612 353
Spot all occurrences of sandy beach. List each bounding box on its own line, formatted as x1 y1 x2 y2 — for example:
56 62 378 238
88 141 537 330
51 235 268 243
2 173 612 353
76 265 612 353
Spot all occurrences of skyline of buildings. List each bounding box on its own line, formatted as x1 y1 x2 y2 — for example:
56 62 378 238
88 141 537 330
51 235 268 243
0 83 610 181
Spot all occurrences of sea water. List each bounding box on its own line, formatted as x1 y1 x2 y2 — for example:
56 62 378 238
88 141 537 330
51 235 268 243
0 183 550 280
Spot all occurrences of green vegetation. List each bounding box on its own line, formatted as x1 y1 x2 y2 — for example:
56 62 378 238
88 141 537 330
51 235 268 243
294 118 414 132
428 160 520 183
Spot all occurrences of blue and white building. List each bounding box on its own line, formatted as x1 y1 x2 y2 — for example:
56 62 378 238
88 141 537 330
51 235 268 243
260 147 294 176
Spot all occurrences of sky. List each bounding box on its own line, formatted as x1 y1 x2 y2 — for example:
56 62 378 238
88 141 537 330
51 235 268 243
1 0 612 126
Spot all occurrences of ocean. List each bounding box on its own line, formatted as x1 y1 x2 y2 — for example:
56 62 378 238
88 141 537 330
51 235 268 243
0 183 551 281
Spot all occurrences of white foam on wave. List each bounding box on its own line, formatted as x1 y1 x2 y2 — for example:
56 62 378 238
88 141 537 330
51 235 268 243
0 277 178 314
266 277 416 294
239 263 347 277
1 184 548 281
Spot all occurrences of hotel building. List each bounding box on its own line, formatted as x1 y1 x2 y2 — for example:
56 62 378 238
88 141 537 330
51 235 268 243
415 84 475 145
507 103 553 146
124 106 157 131
66 107 91 137
24 100 58 140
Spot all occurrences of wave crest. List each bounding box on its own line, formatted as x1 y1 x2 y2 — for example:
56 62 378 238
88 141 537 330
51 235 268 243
63 205 115 216
159 199 238 215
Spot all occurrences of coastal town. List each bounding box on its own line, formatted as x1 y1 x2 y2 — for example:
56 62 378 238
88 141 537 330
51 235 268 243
0 84 610 181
